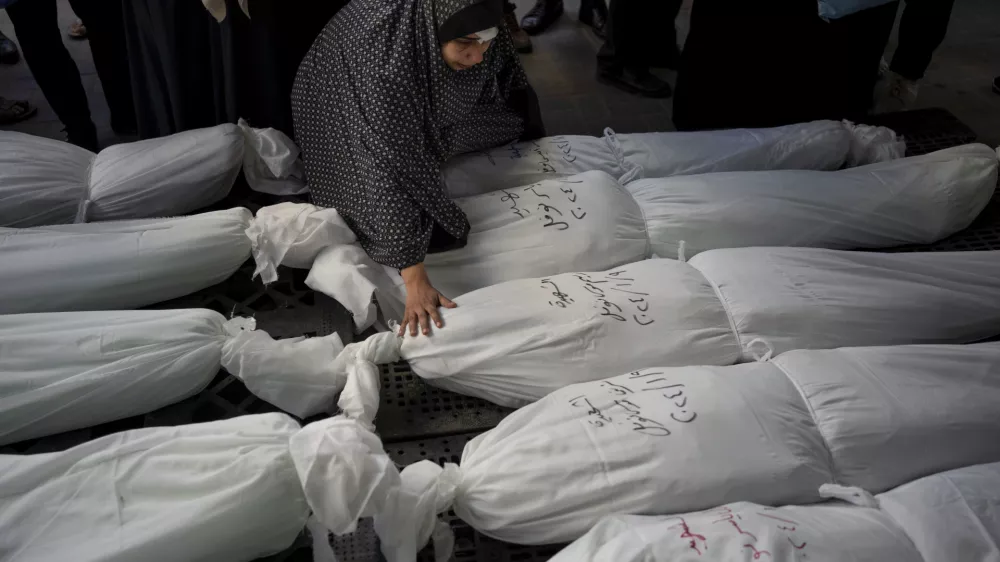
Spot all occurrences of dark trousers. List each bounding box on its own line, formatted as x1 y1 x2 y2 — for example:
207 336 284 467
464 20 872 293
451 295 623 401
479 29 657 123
597 0 683 73
6 0 136 146
674 0 898 131
890 0 955 81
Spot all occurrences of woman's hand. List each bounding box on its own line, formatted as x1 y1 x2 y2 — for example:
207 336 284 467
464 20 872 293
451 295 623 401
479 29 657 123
399 263 457 337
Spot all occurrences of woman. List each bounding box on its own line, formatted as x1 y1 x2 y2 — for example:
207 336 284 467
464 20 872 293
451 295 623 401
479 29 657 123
292 0 544 338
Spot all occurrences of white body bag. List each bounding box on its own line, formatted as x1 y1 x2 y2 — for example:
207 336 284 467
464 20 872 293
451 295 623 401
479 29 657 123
0 308 345 445
442 120 903 197
0 126 243 227
294 342 1000 561
289 248 1000 412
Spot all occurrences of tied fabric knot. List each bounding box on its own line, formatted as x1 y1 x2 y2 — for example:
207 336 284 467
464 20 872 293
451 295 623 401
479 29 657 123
819 483 880 508
375 461 462 562
334 332 403 428
222 316 256 336
602 127 643 184
745 338 775 362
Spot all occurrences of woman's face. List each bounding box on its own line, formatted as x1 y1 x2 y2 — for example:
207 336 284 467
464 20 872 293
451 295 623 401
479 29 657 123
441 35 493 71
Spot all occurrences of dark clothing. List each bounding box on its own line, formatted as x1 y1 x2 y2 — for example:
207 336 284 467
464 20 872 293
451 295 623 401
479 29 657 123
674 0 898 131
292 0 543 270
121 0 345 139
6 0 135 148
889 0 955 81
597 0 682 73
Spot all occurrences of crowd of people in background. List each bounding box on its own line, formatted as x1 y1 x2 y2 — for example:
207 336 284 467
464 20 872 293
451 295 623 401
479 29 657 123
0 0 995 145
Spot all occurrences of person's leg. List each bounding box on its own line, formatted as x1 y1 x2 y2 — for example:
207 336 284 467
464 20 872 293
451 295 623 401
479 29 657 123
596 0 672 97
503 1 533 53
5 0 97 150
67 0 138 134
890 0 955 81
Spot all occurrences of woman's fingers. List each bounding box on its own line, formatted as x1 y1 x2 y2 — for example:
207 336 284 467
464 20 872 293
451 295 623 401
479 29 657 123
428 304 443 329
418 307 431 335
408 312 419 336
440 295 458 309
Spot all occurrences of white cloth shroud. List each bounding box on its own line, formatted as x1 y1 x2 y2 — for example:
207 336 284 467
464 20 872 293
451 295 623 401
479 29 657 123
879 462 1000 562
0 208 253 313
0 203 352 314
307 144 993 333
0 308 345 445
292 342 1000 561
633 143 998 258
689 246 1000 361
288 248 1000 413
441 119 903 197
306 170 650 331
237 118 308 196
0 126 243 227
547 503 923 562
552 461 1000 562
0 413 310 562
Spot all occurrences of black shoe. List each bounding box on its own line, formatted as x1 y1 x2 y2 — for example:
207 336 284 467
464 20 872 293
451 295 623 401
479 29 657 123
0 32 19 65
994 76 1000 96
598 67 673 98
521 0 564 36
578 0 607 38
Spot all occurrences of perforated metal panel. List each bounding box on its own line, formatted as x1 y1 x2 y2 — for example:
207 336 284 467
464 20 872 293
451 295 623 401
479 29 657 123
376 362 513 443
868 107 978 157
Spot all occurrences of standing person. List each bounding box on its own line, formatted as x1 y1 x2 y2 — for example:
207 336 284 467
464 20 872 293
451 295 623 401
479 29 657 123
503 1 532 53
596 0 681 97
5 0 135 150
292 0 544 338
520 0 607 36
878 0 955 111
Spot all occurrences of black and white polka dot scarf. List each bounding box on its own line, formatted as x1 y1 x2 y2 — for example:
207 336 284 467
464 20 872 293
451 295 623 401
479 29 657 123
292 0 532 269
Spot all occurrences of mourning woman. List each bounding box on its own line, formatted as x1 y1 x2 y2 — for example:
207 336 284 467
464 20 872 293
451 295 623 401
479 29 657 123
292 0 544 338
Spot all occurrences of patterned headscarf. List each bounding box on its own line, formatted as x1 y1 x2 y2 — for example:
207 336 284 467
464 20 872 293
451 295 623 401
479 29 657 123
292 0 536 270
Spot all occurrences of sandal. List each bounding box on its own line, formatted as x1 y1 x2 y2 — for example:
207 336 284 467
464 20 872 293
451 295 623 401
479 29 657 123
0 98 38 125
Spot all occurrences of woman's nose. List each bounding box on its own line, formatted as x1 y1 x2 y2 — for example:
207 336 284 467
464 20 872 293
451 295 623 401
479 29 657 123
469 44 486 65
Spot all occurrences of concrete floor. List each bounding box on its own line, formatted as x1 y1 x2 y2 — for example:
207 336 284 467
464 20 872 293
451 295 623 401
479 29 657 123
0 0 998 147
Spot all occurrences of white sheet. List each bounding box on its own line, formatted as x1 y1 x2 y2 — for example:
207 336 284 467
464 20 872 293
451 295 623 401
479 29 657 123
633 144 997 258
0 208 253 313
0 414 309 562
690 247 1000 361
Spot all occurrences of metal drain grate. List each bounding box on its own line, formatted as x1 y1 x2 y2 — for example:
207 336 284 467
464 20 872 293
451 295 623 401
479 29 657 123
375 362 513 443
868 107 978 157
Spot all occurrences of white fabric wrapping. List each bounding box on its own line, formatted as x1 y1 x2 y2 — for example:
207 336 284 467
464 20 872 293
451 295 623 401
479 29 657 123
325 259 740 408
298 361 833 561
441 135 634 197
237 118 308 196
0 208 253 313
776 343 1000 493
879 462 1000 562
0 131 92 227
633 144 998 258
690 247 1000 362
298 343 1000 561
547 504 922 562
0 414 308 562
614 119 857 180
307 171 649 330
220 326 346 418
82 125 243 222
0 126 244 227
0 308 352 444
441 120 902 197
247 202 357 284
